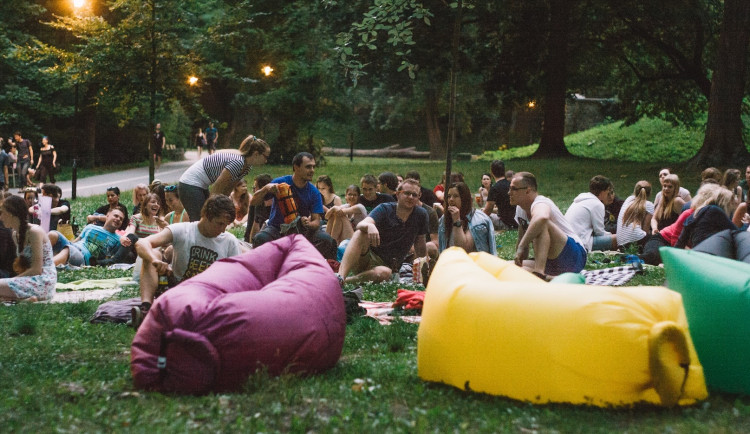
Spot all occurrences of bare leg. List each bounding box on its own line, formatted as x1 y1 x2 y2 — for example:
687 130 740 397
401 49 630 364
346 266 392 284
326 213 353 245
139 255 160 304
0 281 20 300
337 230 392 283
337 230 368 279
522 220 569 275
53 247 70 266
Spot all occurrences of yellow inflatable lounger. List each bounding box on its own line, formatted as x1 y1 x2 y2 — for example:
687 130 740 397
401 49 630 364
417 247 707 407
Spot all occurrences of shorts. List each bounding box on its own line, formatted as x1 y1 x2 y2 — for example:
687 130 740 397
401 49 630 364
350 247 387 275
51 231 85 266
545 236 586 275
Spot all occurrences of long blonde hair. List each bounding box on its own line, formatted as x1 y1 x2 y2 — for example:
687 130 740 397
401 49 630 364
690 183 720 212
655 174 680 221
623 181 652 227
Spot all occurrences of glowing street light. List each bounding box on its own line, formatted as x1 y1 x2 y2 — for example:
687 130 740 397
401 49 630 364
528 101 536 109
187 75 198 86
261 65 273 77
72 0 86 9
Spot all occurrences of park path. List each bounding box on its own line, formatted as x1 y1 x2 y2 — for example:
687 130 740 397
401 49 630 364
54 150 200 199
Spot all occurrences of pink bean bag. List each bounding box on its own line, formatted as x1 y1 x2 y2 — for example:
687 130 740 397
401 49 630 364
131 235 346 394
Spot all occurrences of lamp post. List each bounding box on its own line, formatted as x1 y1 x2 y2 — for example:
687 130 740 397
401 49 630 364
148 0 157 185
71 0 87 199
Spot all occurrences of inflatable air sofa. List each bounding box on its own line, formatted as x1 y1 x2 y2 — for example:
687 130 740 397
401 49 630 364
418 247 707 407
661 247 750 394
131 235 346 394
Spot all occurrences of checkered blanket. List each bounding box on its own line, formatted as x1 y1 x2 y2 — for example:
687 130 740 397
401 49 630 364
581 265 640 286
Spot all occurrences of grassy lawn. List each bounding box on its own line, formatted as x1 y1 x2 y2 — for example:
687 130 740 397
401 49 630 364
4 147 750 431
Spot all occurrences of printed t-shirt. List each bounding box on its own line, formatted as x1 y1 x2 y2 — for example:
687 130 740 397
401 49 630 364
168 222 241 281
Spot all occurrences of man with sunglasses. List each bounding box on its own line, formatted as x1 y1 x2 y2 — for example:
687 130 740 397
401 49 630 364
336 179 428 285
510 172 586 280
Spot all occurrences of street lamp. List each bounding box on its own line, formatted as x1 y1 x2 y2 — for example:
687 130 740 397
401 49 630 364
187 75 198 86
261 65 273 77
71 0 87 199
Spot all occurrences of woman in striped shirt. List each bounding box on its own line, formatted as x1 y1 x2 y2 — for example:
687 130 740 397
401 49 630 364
178 134 270 221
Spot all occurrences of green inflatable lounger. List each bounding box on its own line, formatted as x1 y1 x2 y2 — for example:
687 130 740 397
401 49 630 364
660 247 750 394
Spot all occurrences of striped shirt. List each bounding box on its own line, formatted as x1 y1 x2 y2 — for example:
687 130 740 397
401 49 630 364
179 152 250 190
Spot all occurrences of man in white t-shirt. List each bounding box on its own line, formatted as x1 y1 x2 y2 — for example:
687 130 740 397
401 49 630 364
132 194 241 329
511 172 586 279
565 175 617 252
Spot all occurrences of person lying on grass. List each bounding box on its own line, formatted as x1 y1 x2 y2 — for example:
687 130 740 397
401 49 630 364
49 207 126 267
0 195 56 302
336 179 428 285
132 194 242 329
101 192 168 266
86 186 129 231
511 171 587 280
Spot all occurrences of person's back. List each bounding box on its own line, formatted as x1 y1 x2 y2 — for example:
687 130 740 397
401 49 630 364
565 175 615 252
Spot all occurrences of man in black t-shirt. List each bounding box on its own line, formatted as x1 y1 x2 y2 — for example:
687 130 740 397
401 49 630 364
405 170 438 208
482 160 517 230
337 179 428 285
358 174 395 213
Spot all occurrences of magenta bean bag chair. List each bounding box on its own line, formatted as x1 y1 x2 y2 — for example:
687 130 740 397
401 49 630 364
131 234 346 394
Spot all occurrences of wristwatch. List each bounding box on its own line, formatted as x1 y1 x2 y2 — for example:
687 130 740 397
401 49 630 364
453 221 462 227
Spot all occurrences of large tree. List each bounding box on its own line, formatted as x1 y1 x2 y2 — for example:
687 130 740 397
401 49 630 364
690 0 750 167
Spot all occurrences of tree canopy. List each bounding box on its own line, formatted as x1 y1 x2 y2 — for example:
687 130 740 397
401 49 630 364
0 0 746 166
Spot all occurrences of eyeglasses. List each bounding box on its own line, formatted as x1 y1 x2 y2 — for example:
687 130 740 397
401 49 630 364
509 186 528 192
165 185 177 192
400 191 419 197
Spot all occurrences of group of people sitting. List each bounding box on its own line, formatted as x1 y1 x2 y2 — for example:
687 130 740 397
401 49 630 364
2 132 750 328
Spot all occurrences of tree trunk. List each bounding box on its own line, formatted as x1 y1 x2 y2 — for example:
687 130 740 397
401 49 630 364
424 88 445 160
533 0 572 158
689 0 750 167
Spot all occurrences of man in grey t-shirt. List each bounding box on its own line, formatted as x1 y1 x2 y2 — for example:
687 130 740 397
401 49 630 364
132 194 241 329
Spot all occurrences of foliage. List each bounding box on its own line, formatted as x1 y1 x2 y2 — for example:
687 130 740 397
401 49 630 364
481 117 708 164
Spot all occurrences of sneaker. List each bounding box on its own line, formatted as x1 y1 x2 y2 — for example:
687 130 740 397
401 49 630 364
131 306 144 331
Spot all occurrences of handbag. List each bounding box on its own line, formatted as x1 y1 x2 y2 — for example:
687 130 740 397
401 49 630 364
57 219 78 241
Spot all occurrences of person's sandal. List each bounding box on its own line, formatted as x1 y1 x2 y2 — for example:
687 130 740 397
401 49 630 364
532 271 551 282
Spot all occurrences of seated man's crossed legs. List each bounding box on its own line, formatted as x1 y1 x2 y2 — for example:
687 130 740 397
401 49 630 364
337 229 392 284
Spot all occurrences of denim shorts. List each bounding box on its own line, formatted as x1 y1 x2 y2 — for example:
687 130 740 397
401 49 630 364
51 230 85 266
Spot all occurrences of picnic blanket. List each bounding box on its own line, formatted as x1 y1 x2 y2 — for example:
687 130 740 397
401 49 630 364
55 277 137 291
360 301 421 325
581 264 642 286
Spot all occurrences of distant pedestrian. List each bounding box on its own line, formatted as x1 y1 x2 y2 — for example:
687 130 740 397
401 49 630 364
195 128 207 158
13 131 33 190
34 136 57 188
205 122 218 155
152 123 165 170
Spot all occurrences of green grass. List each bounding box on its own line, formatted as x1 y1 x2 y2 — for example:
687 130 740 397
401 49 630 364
20 136 749 431
481 117 707 163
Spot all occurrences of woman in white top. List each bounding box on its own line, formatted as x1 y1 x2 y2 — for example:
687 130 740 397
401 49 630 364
178 134 270 221
616 180 654 250
0 195 56 302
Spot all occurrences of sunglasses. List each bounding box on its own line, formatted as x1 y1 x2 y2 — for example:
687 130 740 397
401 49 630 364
165 185 177 192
